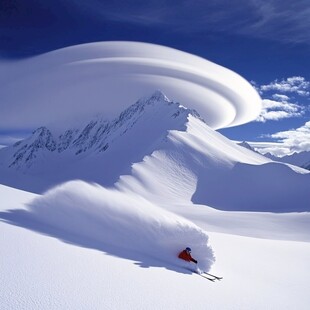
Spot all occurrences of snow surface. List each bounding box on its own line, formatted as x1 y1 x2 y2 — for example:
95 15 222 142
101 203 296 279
1 91 309 212
5 180 215 272
0 93 309 308
1 183 310 310
116 114 310 212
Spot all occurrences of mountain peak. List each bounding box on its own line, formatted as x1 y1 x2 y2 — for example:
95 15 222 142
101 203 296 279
137 90 171 107
135 90 203 120
148 90 170 102
238 141 254 151
2 90 206 169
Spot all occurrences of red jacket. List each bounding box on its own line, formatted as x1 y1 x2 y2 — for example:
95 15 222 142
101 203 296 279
178 250 197 264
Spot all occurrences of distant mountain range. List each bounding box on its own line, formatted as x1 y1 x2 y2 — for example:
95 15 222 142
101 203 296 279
236 142 310 171
263 151 310 171
0 91 309 212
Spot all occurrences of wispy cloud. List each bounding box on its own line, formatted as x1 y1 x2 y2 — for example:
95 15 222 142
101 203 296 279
76 0 310 45
272 94 290 101
1 0 309 59
0 133 25 147
253 76 309 122
242 0 310 44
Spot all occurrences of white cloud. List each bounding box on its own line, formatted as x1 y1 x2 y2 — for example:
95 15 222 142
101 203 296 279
256 98 305 122
262 99 301 112
260 76 310 96
0 41 261 132
249 142 292 157
255 121 310 156
253 76 309 122
272 94 289 101
270 121 310 139
251 76 310 155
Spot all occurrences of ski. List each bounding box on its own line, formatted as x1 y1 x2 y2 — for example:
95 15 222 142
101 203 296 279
198 273 215 282
202 272 223 280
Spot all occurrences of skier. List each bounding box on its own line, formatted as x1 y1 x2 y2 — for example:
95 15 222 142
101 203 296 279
178 247 223 280
178 247 198 264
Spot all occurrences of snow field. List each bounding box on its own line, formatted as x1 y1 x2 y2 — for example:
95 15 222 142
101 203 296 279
1 182 310 309
23 180 215 271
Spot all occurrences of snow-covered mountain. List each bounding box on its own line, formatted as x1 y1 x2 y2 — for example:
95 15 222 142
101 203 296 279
1 90 310 310
2 91 176 169
264 151 310 170
0 91 203 191
1 41 309 310
0 91 309 212
237 141 258 152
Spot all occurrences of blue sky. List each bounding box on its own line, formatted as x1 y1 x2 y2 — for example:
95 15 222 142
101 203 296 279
0 0 309 155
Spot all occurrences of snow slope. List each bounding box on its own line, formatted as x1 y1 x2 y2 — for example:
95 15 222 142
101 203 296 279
1 41 309 310
1 94 309 307
0 91 309 212
3 180 214 272
1 182 310 310
117 113 310 212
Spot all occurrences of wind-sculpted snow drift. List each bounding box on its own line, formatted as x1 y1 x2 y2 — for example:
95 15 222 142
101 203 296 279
25 180 215 271
0 41 261 130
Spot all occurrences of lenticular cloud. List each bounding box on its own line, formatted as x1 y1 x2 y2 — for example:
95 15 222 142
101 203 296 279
0 41 261 130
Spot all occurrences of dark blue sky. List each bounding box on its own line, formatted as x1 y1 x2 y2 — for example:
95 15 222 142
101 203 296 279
1 0 308 80
0 0 309 154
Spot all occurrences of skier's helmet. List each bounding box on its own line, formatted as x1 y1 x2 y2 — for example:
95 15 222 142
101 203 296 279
186 247 191 252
